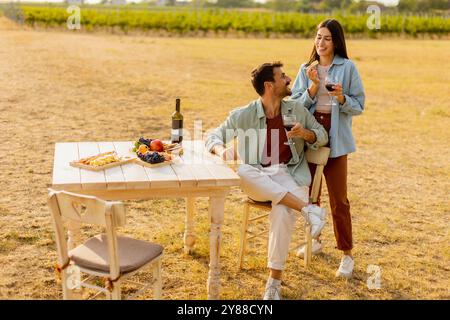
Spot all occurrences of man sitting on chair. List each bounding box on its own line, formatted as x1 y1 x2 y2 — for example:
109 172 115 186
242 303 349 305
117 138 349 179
205 61 328 300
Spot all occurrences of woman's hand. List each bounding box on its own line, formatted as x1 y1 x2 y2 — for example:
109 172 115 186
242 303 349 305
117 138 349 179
328 84 346 105
306 65 320 85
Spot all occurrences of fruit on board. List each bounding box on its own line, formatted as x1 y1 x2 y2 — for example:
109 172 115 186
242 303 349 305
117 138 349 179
150 139 164 152
138 151 165 164
139 137 153 147
138 144 149 154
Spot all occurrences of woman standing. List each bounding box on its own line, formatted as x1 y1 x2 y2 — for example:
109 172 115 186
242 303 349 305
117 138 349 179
291 19 365 278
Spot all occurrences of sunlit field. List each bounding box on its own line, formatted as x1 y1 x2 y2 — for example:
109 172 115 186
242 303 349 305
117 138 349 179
0 17 449 299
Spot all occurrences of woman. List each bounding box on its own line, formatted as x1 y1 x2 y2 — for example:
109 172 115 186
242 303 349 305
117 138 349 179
291 19 365 278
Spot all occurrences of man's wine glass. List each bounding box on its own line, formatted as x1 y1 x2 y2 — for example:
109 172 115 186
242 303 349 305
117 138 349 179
282 113 297 146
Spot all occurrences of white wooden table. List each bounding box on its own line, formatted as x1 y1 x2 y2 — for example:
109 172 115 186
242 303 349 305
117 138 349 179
50 140 240 300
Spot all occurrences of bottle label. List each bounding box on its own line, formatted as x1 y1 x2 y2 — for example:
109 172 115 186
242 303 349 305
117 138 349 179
171 129 183 136
171 120 183 143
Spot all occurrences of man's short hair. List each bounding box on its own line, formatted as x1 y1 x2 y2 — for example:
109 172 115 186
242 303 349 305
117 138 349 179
251 61 283 96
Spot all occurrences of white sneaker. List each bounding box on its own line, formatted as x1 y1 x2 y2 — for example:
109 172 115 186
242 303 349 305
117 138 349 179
335 255 354 279
263 278 281 300
301 204 326 238
296 239 323 258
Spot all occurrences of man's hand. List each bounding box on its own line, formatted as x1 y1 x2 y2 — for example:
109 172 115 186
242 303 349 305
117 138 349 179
287 123 317 144
213 145 239 162
287 122 306 139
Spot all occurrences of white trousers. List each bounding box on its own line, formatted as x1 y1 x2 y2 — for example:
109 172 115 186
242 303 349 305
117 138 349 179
237 164 309 271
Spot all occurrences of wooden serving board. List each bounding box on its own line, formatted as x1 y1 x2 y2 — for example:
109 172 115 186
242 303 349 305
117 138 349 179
165 144 183 152
70 156 136 171
133 157 174 168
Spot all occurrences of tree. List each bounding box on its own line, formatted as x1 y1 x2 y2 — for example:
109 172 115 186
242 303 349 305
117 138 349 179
215 0 254 8
427 0 449 10
271 0 297 11
398 0 450 12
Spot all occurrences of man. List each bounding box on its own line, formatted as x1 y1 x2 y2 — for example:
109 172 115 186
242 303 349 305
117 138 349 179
205 62 328 300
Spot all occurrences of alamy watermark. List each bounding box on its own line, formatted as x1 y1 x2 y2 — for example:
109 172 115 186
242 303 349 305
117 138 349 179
67 5 81 30
367 5 382 30
65 265 81 290
65 0 127 31
366 264 382 290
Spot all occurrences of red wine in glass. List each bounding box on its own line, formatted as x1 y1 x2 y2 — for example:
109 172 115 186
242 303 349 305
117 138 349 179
284 124 294 132
325 83 336 92
325 75 338 106
282 114 296 145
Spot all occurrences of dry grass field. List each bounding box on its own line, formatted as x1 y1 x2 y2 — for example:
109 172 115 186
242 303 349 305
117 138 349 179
0 17 449 300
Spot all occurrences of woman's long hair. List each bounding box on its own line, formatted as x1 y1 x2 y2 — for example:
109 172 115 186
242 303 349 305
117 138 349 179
307 19 349 66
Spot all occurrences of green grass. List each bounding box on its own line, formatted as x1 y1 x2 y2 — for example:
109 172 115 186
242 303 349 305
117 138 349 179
4 5 449 37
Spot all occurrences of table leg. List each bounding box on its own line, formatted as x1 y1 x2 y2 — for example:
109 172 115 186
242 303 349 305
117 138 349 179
207 195 225 300
184 197 197 254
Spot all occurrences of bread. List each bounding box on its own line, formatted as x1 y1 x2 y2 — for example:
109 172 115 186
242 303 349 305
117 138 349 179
308 60 319 68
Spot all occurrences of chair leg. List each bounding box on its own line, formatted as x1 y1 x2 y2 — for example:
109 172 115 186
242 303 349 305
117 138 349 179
304 224 312 268
110 280 122 300
61 270 74 300
153 258 162 300
238 202 250 270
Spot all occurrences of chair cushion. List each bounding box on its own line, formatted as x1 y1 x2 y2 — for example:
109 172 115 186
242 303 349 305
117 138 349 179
247 197 272 209
69 234 163 274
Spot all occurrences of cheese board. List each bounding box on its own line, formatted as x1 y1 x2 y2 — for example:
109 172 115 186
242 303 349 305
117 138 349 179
70 151 136 171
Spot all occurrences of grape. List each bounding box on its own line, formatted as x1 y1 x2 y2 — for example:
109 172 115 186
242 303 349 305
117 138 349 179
139 137 153 147
138 151 165 164
138 152 146 160
150 153 165 164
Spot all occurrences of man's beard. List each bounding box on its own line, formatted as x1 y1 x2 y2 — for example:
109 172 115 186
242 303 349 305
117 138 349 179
277 86 291 98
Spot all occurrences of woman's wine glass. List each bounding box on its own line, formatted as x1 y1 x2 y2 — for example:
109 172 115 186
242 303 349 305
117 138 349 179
325 75 338 107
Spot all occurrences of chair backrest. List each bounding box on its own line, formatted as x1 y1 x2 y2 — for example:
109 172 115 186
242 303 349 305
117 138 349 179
48 189 125 227
47 189 126 279
305 147 330 203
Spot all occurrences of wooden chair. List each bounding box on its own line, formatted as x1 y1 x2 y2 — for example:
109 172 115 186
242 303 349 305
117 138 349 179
47 189 164 300
238 147 330 269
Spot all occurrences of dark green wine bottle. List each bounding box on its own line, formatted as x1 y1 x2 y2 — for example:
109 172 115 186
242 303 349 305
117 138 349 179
171 98 183 143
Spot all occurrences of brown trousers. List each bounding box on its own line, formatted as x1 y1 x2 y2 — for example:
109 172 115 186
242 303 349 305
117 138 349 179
309 112 353 251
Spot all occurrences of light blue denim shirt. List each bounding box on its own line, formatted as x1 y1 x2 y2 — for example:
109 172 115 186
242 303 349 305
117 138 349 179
205 99 328 187
291 55 365 158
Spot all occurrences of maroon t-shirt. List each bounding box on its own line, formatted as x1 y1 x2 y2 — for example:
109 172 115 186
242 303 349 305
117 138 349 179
261 113 292 167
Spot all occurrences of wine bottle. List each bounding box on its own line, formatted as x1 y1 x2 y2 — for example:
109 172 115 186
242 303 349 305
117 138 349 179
171 98 183 144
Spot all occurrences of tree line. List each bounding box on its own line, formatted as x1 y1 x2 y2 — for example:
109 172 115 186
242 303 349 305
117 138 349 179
177 0 449 14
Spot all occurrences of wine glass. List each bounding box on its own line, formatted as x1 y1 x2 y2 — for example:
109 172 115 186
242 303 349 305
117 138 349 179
282 113 297 146
325 75 338 107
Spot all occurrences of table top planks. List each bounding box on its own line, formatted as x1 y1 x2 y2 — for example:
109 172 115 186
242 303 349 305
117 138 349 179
98 142 127 190
77 142 107 190
52 143 81 190
51 140 240 191
180 140 241 187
